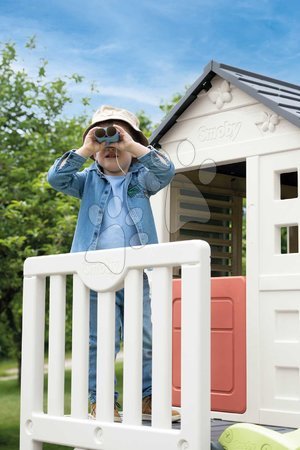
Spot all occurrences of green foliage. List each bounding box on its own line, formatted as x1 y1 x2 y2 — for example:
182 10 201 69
158 84 190 117
0 39 88 368
0 321 15 361
135 109 154 138
0 37 189 378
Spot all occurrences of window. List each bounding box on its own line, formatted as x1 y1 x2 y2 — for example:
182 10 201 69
279 171 298 200
279 225 299 254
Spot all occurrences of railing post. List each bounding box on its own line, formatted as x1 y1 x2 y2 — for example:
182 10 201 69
123 269 143 425
96 291 116 422
151 266 173 429
70 274 90 419
181 260 211 450
20 275 46 450
48 275 66 416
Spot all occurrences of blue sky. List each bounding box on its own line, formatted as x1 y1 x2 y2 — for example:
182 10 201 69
1 0 300 126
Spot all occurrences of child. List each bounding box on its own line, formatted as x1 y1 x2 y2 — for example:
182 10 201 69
47 105 180 422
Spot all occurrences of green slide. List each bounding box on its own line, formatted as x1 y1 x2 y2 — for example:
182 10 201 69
217 423 300 450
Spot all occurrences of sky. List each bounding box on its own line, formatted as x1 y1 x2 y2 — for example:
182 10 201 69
1 0 300 126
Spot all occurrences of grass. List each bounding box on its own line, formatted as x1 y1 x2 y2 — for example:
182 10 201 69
0 359 20 378
0 361 123 450
0 353 72 378
0 377 21 450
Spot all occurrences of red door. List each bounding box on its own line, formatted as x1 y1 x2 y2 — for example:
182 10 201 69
172 276 246 413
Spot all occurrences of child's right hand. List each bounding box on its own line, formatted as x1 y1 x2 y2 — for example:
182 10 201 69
76 127 106 159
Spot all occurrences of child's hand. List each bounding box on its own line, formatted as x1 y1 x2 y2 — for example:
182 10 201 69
111 124 149 157
76 124 149 159
77 124 134 158
77 127 107 158
109 124 135 152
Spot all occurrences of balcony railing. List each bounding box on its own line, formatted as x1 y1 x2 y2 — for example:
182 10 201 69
20 240 210 450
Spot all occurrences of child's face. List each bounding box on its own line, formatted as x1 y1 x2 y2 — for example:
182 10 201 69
94 120 134 176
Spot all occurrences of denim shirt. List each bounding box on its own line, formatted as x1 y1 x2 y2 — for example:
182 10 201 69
47 145 175 253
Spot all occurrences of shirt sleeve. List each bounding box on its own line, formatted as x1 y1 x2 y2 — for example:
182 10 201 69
136 145 175 195
47 150 89 199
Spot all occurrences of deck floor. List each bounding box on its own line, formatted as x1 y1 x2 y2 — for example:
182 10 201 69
170 419 296 442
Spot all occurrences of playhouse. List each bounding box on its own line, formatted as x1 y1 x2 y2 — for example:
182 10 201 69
148 60 300 428
19 61 300 450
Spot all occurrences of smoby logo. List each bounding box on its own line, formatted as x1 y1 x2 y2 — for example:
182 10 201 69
198 120 241 142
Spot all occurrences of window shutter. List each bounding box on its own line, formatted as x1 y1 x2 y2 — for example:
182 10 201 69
170 172 245 277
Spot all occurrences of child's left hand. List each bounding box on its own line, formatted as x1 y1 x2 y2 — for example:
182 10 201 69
111 123 150 159
110 124 139 154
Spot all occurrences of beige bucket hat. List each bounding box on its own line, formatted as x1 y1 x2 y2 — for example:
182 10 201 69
82 104 148 147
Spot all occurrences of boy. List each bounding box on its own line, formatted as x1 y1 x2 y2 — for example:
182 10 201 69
47 105 180 422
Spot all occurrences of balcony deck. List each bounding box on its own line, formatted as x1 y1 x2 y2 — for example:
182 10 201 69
141 418 296 442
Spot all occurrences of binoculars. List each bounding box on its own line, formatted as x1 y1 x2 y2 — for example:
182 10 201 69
94 126 120 144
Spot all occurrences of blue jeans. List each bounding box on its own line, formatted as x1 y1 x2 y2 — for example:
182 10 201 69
88 272 152 403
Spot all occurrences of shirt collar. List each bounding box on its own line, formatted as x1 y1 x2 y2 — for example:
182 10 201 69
89 159 142 177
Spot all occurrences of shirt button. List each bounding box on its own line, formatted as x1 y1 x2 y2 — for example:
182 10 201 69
104 190 108 194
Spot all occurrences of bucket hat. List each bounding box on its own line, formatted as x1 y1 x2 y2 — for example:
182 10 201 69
82 104 148 147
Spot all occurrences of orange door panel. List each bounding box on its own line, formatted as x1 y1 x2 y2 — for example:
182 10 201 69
172 276 246 413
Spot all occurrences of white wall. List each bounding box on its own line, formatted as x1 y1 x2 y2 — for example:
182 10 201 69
153 75 300 427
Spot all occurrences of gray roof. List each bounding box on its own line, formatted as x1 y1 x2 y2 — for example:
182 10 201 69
149 60 300 147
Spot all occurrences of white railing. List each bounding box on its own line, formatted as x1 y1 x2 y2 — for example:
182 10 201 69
20 240 210 450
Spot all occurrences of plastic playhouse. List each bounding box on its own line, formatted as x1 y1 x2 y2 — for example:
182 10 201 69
19 61 300 450
149 60 300 430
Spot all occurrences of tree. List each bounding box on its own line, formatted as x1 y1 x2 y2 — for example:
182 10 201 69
0 39 89 380
158 84 190 117
135 109 154 138
0 38 186 382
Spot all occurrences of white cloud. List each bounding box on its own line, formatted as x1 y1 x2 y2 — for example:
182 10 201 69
1 0 300 127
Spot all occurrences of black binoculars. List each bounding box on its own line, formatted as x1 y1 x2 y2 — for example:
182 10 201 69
94 126 120 144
